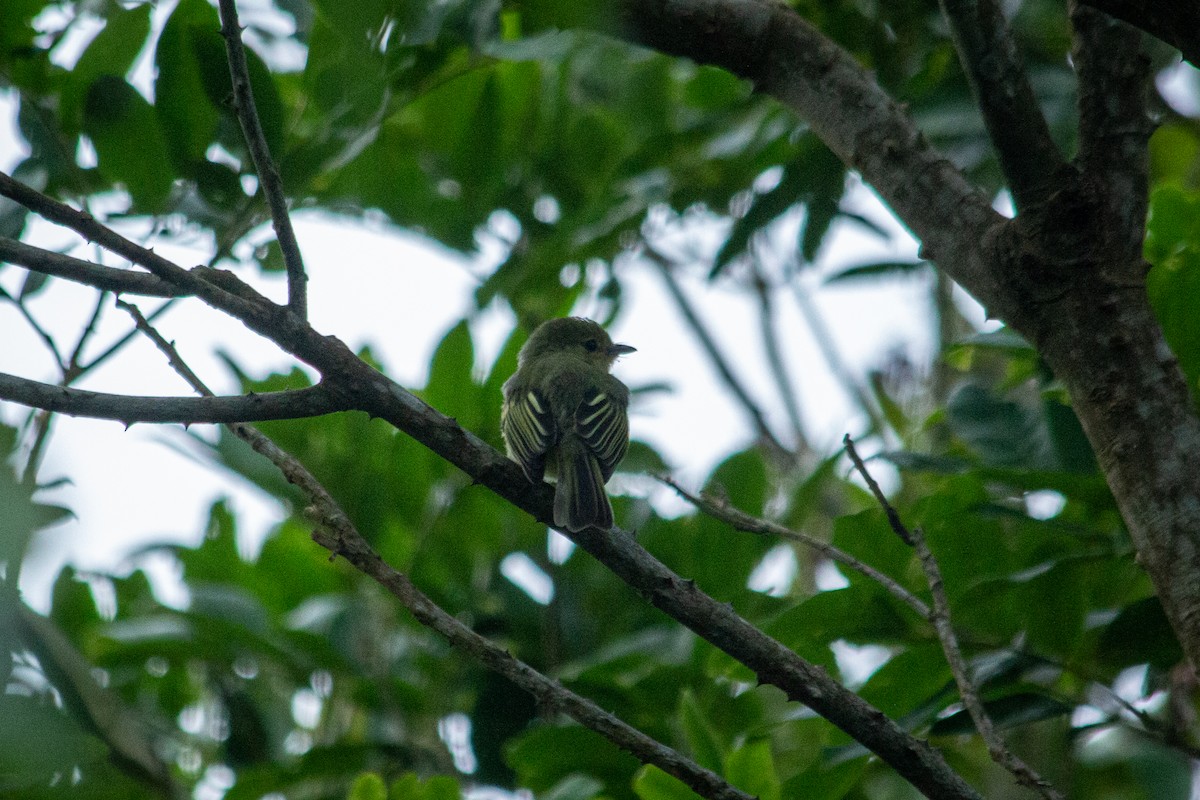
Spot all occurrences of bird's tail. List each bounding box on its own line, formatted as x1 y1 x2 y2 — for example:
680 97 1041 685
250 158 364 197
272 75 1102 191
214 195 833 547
554 437 613 532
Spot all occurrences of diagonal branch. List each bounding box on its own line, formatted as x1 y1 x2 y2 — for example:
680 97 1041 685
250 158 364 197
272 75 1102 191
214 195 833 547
937 0 1068 210
659 474 931 619
118 305 753 800
0 371 345 424
0 171 264 322
216 0 308 319
2 154 983 800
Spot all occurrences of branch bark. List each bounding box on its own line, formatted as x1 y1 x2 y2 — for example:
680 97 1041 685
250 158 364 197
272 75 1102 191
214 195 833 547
1075 0 1200 66
938 0 1068 210
215 0 308 318
0 236 183 297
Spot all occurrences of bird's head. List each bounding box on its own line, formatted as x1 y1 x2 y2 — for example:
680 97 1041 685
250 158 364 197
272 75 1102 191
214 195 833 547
518 317 636 368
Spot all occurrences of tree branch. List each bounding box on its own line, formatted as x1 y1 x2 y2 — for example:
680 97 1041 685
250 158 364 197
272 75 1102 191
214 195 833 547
659 474 932 619
0 236 183 297
844 435 1064 800
937 0 1068 210
118 306 753 800
0 371 345 424
216 0 308 319
1070 0 1154 267
1075 0 1200 66
0 171 264 322
609 0 1016 322
1 143 984 800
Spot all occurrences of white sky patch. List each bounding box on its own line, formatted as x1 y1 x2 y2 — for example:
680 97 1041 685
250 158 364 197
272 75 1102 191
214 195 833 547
500 552 554 605
438 712 479 775
814 560 850 591
546 529 576 565
1025 490 1066 520
830 640 891 688
747 544 797 596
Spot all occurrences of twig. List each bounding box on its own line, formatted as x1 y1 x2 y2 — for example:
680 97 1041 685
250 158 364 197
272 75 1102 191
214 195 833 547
215 0 308 319
64 291 109 380
642 242 795 461
0 171 263 323
658 474 931 619
842 433 912 545
115 303 753 800
81 301 177 374
844 434 1064 800
0 286 65 371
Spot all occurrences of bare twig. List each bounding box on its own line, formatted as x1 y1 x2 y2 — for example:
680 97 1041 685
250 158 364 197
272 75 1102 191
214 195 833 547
0 171 263 322
215 0 308 319
659 474 931 619
913 528 1064 800
0 286 65 371
842 433 912 545
116 303 753 800
81 301 177 374
844 434 1064 800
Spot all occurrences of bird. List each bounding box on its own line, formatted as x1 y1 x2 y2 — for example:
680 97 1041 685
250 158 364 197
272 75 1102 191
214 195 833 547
501 317 635 532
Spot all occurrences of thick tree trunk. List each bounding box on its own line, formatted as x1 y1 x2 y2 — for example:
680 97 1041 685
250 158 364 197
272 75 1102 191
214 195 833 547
610 0 1200 669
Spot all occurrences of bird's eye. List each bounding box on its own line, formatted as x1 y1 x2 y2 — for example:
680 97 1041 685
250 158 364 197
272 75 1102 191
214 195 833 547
583 339 599 352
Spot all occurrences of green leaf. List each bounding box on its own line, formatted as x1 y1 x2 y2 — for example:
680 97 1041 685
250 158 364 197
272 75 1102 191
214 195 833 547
632 765 695 800
62 4 153 132
678 688 725 772
824 259 930 284
1095 597 1183 672
82 76 173 211
946 383 1053 469
154 0 222 168
424 320 483 431
1148 247 1200 392
349 772 388 800
725 739 780 800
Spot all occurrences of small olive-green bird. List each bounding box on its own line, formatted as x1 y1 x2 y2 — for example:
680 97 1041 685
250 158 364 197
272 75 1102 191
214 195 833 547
501 317 635 532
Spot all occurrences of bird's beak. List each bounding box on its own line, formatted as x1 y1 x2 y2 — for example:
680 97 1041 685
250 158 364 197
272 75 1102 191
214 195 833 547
608 343 636 356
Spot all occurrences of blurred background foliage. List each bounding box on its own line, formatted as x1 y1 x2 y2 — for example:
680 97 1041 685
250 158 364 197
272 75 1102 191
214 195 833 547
3 0 1200 798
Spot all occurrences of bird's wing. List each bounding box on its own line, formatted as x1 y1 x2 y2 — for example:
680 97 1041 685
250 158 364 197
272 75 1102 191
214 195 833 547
575 389 629 483
502 386 555 482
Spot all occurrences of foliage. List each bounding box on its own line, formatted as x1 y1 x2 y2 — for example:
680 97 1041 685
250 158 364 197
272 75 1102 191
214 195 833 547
3 0 1200 799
